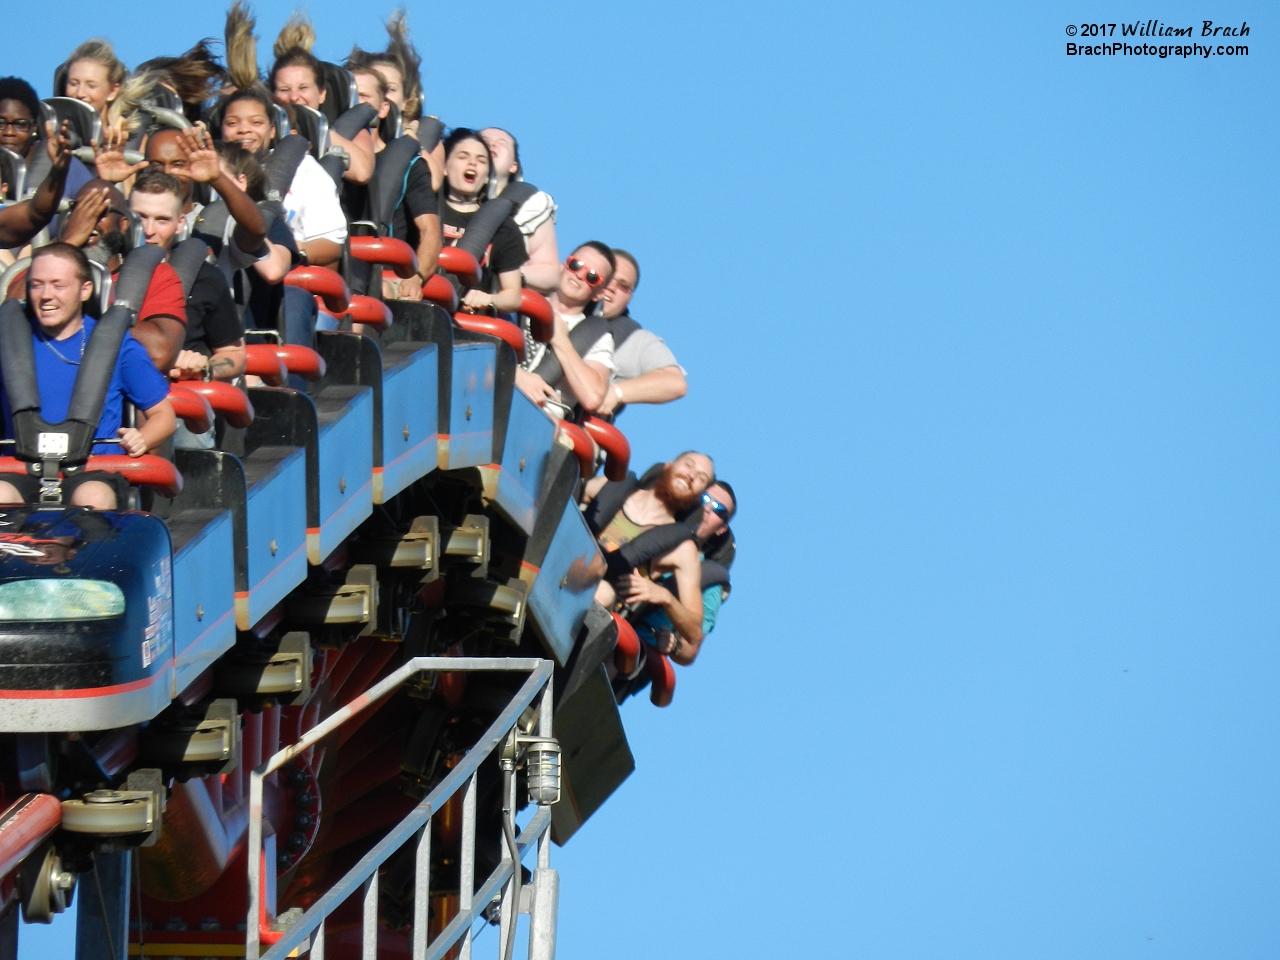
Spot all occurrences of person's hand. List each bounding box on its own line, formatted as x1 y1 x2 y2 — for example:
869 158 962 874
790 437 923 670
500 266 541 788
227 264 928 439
597 383 623 416
514 368 557 407
169 350 210 381
176 123 222 183
92 125 147 184
59 186 111 247
44 119 72 169
654 629 680 656
117 426 147 457
396 275 424 301
461 289 494 312
620 571 668 607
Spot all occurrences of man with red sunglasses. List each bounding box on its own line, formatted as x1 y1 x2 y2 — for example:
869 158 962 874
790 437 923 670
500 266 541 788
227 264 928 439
515 241 616 416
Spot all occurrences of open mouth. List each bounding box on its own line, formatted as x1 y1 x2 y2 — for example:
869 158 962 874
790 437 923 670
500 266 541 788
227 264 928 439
462 169 478 185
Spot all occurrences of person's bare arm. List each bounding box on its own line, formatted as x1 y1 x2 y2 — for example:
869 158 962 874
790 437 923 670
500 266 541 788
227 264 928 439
621 541 704 644
392 213 442 300
169 340 246 381
514 368 558 409
582 475 608 505
656 627 703 666
423 141 445 193
330 128 374 184
598 366 688 415
133 317 185 372
252 241 293 284
0 121 73 248
119 398 177 455
534 309 609 411
301 239 342 271
179 126 266 248
521 218 560 293
461 269 523 314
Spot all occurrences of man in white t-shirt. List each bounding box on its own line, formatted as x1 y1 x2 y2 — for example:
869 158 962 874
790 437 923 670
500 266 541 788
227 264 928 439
282 153 348 264
515 241 616 416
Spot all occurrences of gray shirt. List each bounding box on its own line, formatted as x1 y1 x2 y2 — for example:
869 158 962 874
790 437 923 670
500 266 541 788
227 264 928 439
611 328 683 382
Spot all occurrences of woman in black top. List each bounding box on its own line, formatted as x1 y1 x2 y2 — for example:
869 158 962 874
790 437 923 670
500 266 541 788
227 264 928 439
440 128 526 313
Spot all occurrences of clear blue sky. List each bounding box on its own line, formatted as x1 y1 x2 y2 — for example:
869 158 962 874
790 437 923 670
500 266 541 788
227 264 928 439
11 1 1278 958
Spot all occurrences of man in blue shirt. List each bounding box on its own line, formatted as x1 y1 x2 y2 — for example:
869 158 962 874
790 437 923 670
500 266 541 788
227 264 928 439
0 243 176 510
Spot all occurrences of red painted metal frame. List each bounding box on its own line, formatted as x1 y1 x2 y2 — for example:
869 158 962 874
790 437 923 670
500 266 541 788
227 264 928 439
0 455 183 498
519 290 554 343
243 346 288 386
285 267 350 315
611 613 639 676
348 295 393 330
437 248 480 287
557 422 595 478
453 313 523 359
0 794 60 880
581 417 630 481
349 236 418 279
640 641 676 707
177 382 255 429
272 345 326 381
167 385 214 434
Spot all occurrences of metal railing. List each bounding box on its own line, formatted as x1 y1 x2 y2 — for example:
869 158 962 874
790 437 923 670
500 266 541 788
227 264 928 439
246 656 558 960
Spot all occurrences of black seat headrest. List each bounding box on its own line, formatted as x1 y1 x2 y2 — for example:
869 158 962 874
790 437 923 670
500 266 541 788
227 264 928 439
319 63 357 123
41 98 100 151
379 102 403 144
290 105 329 161
0 147 24 202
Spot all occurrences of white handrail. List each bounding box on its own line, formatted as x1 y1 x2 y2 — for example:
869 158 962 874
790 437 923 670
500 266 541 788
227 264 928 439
247 656 555 960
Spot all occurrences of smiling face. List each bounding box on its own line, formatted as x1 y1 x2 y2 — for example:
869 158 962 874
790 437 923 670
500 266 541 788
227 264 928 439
27 253 92 335
0 99 36 156
558 246 613 308
653 453 715 513
372 63 405 110
129 189 182 250
480 128 519 179
65 59 119 115
222 98 276 156
273 64 325 109
445 137 490 200
601 256 637 319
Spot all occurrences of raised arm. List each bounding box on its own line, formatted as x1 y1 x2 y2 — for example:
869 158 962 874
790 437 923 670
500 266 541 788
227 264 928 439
178 126 267 249
521 218 560 293
0 121 73 248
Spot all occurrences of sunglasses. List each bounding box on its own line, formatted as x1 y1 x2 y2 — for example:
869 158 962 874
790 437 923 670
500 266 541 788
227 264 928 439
702 492 730 520
565 257 604 288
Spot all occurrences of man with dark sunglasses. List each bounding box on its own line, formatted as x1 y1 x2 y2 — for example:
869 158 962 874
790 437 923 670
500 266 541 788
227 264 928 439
638 481 737 667
515 241 617 416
